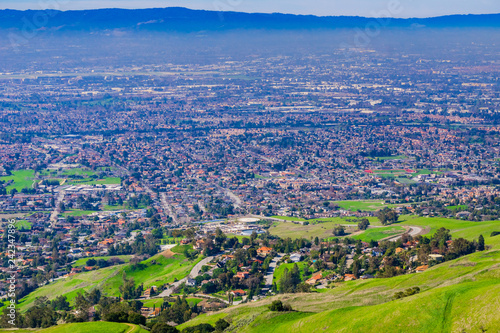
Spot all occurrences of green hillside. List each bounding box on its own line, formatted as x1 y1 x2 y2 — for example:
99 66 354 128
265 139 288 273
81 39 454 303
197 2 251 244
178 221 500 333
16 249 200 312
0 322 147 333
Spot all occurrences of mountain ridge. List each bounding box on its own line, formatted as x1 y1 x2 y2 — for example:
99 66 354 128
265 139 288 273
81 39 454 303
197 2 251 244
0 7 499 32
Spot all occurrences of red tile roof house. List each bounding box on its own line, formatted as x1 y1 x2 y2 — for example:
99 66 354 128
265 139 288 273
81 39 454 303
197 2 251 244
143 286 157 298
231 289 246 296
306 273 323 285
343 274 357 281
235 271 250 280
256 246 273 256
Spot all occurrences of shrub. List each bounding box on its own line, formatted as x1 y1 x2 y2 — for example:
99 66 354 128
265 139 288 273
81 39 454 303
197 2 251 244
215 318 230 332
182 323 215 333
268 300 293 312
151 323 179 333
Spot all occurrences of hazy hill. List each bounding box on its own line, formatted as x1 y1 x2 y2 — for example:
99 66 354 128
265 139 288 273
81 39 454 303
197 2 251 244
0 7 499 32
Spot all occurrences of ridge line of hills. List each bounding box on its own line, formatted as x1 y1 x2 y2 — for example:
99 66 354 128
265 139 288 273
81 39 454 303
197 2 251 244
0 7 499 32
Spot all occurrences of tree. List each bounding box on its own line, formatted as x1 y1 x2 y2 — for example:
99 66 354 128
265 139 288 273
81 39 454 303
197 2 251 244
151 323 179 333
86 258 97 266
478 234 485 251
358 218 370 230
268 300 292 312
50 295 70 311
215 318 230 332
290 263 301 287
332 225 345 236
279 267 294 293
378 208 398 225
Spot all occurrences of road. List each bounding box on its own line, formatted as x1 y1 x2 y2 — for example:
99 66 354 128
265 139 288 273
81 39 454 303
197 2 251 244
192 294 229 304
215 184 242 208
264 253 283 287
388 226 424 241
50 190 65 227
160 192 179 224
157 255 215 297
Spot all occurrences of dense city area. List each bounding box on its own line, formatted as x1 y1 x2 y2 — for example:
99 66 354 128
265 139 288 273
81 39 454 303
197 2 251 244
0 32 499 332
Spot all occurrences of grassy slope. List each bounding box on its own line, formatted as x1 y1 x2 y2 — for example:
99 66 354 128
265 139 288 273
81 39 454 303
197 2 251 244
273 262 310 285
18 252 200 312
350 226 405 242
0 322 148 333
398 215 500 241
73 255 133 266
101 252 202 295
179 221 500 333
268 217 380 240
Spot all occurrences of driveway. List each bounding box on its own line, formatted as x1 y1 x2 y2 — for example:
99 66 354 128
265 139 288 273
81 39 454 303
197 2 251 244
264 253 283 287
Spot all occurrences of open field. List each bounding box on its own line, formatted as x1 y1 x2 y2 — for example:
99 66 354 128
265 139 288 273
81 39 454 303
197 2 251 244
1 170 35 192
269 214 499 243
15 219 32 230
398 215 500 242
179 235 500 333
66 177 121 186
268 217 380 240
62 209 98 217
376 155 408 160
332 200 395 212
73 255 133 266
350 226 405 242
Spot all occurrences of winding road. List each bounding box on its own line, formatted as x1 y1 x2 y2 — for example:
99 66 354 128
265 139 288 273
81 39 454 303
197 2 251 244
387 226 424 241
157 255 215 297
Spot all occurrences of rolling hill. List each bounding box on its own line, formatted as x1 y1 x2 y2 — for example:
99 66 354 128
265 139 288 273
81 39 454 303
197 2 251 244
0 8 499 32
177 220 500 332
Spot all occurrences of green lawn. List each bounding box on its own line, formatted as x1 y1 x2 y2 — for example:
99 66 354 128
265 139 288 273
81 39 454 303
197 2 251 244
332 200 395 212
377 155 408 160
103 204 125 211
1 169 35 192
350 226 405 242
15 219 32 230
270 216 306 222
66 177 121 186
273 262 311 286
62 209 98 217
445 205 468 211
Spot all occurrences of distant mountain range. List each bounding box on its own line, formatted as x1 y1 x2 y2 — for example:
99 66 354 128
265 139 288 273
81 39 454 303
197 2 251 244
0 7 499 32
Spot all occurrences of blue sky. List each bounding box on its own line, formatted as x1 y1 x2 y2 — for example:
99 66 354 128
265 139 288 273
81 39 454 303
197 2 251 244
0 0 498 18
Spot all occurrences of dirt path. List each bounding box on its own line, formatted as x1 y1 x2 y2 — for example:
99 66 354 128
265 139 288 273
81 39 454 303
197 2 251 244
124 323 136 333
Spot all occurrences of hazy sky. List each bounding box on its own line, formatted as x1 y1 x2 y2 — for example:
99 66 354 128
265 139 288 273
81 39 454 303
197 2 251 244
0 0 499 18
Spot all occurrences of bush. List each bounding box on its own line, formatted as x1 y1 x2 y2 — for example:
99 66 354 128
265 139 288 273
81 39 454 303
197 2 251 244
215 318 230 332
490 231 500 237
393 287 420 300
358 218 370 230
151 323 179 333
128 312 146 325
182 323 215 333
268 300 293 312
